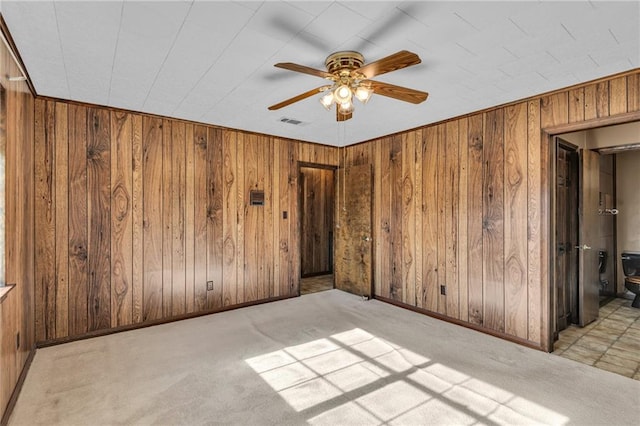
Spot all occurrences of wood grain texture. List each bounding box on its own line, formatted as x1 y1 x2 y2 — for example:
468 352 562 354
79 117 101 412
422 127 438 312
504 103 528 339
208 128 224 308
34 100 55 341
568 88 585 123
184 124 195 313
390 136 403 301
110 111 133 326
482 109 505 333
131 114 143 323
171 122 186 316
87 108 111 331
300 167 334 276
142 116 163 321
222 131 237 306
162 120 172 317
445 121 459 319
457 118 469 322
401 131 415 306
628 74 640 112
54 102 68 338
467 114 484 326
193 126 208 311
609 77 627 116
527 99 542 344
436 125 446 315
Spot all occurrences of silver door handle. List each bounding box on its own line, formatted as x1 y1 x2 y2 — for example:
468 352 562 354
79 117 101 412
575 244 592 250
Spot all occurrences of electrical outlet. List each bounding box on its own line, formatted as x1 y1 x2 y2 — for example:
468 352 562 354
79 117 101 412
207 281 214 291
440 285 446 295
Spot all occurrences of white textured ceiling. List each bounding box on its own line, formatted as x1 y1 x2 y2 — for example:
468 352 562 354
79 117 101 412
2 1 639 146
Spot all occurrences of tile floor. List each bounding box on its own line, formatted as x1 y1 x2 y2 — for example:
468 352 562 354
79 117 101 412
554 297 640 380
300 274 334 295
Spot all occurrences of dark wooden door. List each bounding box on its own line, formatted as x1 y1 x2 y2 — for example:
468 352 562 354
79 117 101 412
335 164 373 297
578 148 600 326
555 143 578 332
300 167 334 277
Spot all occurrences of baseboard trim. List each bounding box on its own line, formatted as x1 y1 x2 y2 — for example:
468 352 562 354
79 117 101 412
1 346 36 426
36 294 296 348
374 295 545 352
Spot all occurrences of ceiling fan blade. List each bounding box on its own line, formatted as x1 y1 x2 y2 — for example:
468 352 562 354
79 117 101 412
336 108 352 122
268 85 332 110
274 62 335 80
354 50 421 79
369 80 429 104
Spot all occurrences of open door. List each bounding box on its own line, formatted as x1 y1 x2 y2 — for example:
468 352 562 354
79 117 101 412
578 148 600 326
335 164 373 298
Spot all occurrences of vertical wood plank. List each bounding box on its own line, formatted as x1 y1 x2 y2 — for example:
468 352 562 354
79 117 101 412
184 124 195 314
458 118 469 322
236 133 246 301
278 139 291 297
401 131 415 306
379 138 392 299
390 135 403 301
467 114 484 325
171 122 186 316
87 108 111 331
162 120 172 317
244 134 258 302
422 127 438 312
627 73 640 112
436 124 447 315
445 120 459 319
67 104 88 336
596 81 610 118
263 136 274 298
193 125 208 311
142 116 163 321
541 92 569 128
110 111 133 327
131 114 143 323
483 109 505 333
527 99 542 344
223 131 238 306
584 84 597 121
208 128 224 308
34 100 56 341
504 103 529 339
272 138 280 298
54 102 69 338
609 76 627 115
414 130 423 309
568 88 584 123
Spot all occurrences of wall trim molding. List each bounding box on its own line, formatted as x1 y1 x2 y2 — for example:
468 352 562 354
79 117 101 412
0 346 36 426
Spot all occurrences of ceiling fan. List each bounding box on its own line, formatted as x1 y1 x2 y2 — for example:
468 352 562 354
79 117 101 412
268 50 429 121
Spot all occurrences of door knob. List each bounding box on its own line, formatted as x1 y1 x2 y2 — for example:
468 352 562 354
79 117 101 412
363 236 372 242
575 244 592 250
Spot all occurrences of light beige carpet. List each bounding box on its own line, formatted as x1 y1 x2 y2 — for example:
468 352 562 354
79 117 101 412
9 290 639 425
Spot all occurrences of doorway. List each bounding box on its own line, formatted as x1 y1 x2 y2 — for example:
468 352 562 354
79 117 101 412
299 165 335 295
551 120 640 380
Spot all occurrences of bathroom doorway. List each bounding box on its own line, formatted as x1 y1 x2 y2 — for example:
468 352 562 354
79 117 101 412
551 120 640 380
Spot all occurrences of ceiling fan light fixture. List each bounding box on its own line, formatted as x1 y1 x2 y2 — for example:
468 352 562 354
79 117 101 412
354 86 373 104
338 100 353 114
320 92 334 110
334 84 352 103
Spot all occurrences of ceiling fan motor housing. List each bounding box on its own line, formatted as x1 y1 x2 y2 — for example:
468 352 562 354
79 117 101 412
325 51 365 75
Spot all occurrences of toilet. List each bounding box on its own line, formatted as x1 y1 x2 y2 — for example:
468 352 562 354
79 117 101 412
621 251 640 308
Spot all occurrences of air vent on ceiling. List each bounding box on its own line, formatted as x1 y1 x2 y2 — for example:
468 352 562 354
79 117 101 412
279 117 305 126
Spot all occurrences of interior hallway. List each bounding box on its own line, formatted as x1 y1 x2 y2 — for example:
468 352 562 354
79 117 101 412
554 298 640 379
9 290 638 425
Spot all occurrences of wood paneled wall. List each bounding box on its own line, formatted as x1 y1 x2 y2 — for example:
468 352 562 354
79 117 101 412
33 99 338 343
300 167 334 276
344 71 640 348
0 30 35 420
